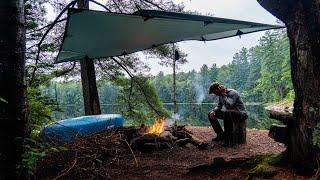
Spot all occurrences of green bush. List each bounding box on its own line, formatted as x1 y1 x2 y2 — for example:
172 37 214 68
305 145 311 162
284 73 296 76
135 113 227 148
17 143 46 176
28 87 59 134
115 76 170 124
312 122 320 148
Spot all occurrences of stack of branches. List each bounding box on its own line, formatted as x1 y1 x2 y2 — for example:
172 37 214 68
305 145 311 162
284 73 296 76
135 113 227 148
36 125 207 179
37 129 133 179
121 125 208 152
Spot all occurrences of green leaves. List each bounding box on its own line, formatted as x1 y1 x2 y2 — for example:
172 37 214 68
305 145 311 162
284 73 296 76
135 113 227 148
0 97 8 103
115 76 170 125
17 145 46 176
313 122 320 148
27 87 56 132
40 43 55 52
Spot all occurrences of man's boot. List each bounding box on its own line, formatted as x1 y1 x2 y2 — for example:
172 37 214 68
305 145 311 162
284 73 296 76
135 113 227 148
208 112 224 141
212 134 224 141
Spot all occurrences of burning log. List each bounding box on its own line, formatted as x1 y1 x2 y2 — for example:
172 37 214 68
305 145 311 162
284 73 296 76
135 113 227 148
123 118 208 152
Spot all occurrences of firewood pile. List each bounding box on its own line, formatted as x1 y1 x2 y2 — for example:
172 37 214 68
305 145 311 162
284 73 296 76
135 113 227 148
119 124 208 152
36 124 208 179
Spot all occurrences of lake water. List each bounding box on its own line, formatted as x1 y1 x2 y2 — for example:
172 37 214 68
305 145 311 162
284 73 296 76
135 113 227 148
53 103 276 129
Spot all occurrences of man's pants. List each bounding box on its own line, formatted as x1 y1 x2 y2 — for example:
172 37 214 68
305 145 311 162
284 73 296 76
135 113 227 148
208 109 248 141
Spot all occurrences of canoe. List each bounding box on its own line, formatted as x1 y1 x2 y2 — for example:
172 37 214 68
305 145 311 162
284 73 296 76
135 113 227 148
41 114 124 144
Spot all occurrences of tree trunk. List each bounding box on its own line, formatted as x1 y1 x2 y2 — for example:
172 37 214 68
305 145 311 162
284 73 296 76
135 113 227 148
0 0 28 179
80 57 101 115
172 43 177 114
77 0 101 115
258 0 320 171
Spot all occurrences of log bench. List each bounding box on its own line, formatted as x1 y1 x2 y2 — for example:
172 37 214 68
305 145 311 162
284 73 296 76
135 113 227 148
224 118 247 144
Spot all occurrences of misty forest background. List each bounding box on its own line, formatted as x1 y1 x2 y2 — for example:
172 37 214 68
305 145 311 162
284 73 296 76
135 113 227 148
26 1 292 135
34 30 292 132
3 0 319 178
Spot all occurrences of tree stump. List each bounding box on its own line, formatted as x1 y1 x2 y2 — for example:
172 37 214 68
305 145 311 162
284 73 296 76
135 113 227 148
225 119 247 144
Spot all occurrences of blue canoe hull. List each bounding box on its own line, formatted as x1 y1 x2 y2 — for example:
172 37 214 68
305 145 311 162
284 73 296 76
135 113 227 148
41 114 124 144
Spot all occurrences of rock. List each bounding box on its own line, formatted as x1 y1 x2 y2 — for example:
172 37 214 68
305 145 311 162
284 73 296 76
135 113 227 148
247 164 278 179
185 143 194 148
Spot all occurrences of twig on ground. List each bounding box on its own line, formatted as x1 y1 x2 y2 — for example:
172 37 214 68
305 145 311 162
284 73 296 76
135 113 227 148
123 139 139 167
53 153 78 180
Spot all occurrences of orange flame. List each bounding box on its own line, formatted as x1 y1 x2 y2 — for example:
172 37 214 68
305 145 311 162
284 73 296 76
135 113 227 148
147 118 165 136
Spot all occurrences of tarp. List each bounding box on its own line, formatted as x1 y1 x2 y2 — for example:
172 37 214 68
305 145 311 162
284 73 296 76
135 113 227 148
56 8 284 63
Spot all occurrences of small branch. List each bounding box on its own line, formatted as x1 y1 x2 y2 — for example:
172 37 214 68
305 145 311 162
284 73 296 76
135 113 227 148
26 18 67 35
29 0 77 86
53 153 78 180
142 0 165 10
54 62 76 77
112 0 123 13
89 0 112 12
26 44 38 51
128 78 134 111
110 57 162 116
118 57 135 71
123 139 139 167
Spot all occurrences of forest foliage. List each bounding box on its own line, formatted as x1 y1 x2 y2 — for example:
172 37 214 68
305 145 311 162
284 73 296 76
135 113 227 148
24 0 292 132
38 29 292 130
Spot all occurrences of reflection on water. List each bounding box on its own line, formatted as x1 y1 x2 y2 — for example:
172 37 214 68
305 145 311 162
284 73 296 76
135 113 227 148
53 103 276 130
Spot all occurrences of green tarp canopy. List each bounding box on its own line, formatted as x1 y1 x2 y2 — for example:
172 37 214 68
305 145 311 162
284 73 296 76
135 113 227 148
56 8 283 63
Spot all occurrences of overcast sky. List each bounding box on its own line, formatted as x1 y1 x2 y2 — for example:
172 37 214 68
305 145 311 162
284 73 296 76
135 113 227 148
47 0 280 75
145 0 280 75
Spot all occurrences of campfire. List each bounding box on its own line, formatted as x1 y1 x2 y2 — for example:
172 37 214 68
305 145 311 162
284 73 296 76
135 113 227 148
145 118 165 136
120 117 208 152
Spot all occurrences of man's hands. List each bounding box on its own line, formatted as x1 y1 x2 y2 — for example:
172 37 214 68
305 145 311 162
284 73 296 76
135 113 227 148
218 85 227 96
213 85 227 96
209 111 216 119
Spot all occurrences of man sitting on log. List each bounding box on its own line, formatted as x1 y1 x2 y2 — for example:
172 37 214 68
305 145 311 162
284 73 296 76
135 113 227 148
208 82 248 146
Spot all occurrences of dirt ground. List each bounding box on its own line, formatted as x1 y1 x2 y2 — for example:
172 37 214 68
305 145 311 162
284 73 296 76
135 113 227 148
36 127 312 179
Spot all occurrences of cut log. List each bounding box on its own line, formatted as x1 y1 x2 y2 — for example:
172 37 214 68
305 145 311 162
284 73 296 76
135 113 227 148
170 125 193 139
223 118 247 145
174 137 208 149
269 124 287 144
230 119 247 144
129 133 174 152
175 138 190 146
